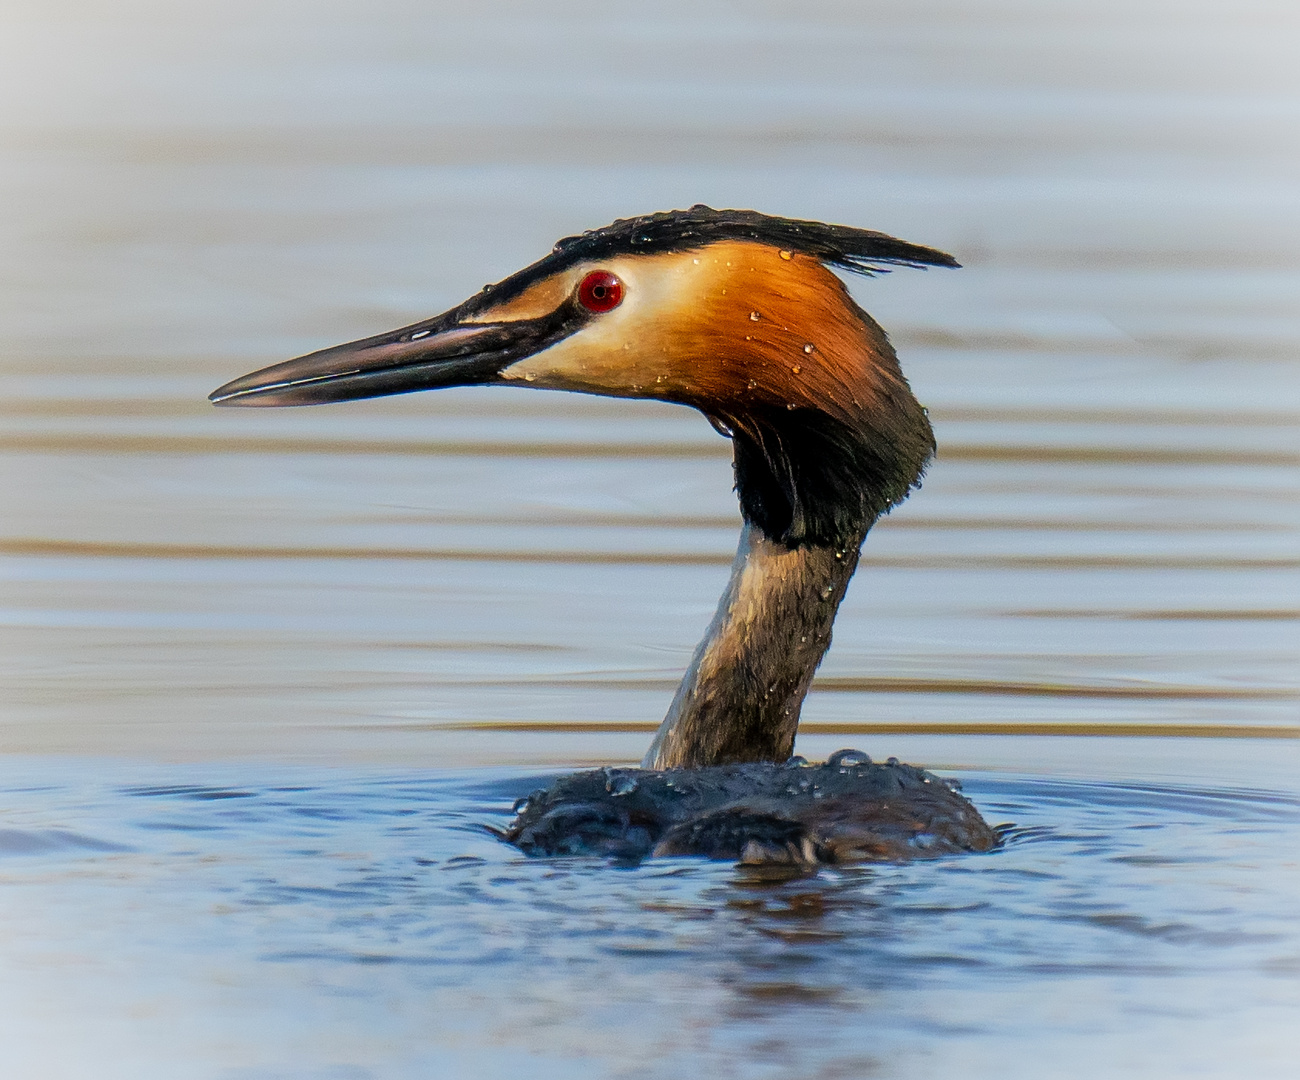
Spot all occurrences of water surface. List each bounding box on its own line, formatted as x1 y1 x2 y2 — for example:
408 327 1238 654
2 761 1298 1079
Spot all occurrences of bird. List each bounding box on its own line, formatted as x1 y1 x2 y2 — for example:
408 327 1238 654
211 205 998 864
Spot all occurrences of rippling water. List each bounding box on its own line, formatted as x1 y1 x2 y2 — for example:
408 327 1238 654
1 762 1298 1078
2 0 1299 1075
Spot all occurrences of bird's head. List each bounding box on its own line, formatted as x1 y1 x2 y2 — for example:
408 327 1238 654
211 206 957 547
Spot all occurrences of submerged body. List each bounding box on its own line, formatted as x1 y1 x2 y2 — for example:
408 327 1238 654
212 206 995 861
505 751 998 864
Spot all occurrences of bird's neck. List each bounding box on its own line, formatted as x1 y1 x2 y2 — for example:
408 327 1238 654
642 522 866 769
643 316 933 769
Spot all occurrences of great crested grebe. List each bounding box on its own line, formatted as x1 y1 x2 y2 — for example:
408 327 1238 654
212 206 998 863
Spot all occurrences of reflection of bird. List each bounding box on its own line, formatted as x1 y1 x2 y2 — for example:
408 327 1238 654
212 206 997 862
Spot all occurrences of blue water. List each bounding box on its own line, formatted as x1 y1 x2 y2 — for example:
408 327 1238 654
2 760 1297 1079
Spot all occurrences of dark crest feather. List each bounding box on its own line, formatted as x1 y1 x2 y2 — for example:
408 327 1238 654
552 204 960 275
466 204 957 316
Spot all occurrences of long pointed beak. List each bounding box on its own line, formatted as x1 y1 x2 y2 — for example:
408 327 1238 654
209 302 584 407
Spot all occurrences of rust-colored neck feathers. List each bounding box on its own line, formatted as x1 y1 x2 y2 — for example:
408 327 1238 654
644 243 902 428
497 240 934 547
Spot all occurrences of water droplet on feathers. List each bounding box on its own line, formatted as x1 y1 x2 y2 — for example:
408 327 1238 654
603 770 639 796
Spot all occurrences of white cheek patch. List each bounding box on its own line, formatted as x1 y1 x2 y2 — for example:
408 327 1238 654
498 317 642 391
500 253 710 393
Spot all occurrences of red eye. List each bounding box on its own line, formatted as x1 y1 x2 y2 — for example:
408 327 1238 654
577 270 624 313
